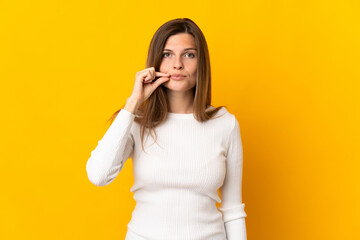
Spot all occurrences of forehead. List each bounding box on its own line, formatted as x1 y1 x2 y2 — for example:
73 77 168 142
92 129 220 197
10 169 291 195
164 33 196 49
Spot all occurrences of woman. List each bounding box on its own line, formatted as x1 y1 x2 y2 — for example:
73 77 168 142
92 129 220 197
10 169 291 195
86 18 247 240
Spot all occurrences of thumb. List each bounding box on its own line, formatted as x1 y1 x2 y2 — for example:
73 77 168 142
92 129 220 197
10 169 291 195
152 77 169 89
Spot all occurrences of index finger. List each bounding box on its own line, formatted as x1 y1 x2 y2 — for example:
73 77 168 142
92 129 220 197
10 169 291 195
155 72 170 76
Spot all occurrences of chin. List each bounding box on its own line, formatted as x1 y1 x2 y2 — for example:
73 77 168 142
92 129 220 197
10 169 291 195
163 84 195 92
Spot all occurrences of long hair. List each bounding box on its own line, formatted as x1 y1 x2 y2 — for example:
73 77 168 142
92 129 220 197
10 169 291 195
107 18 227 152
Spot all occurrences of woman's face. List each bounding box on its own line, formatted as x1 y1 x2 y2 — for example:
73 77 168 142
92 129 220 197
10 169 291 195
159 33 197 92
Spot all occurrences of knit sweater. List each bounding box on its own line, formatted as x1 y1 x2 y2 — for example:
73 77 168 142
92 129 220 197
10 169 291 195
86 105 247 240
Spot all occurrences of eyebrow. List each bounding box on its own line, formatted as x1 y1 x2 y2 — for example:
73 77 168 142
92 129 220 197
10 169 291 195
163 48 197 51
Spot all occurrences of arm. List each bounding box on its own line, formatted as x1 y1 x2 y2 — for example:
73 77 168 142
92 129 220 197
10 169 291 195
219 116 247 240
86 98 139 186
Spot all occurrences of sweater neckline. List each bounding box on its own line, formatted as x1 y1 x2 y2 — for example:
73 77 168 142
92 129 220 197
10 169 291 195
166 105 215 119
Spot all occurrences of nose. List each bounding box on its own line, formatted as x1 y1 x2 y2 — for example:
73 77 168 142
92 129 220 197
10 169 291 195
173 55 183 70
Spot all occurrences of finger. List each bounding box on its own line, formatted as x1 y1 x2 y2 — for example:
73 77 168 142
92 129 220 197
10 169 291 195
144 78 153 83
145 67 155 72
150 69 155 79
137 67 151 75
144 72 152 81
152 76 170 87
155 72 170 77
146 69 154 81
138 67 155 76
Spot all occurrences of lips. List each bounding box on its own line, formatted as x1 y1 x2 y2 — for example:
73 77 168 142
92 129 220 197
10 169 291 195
170 74 186 80
171 74 186 77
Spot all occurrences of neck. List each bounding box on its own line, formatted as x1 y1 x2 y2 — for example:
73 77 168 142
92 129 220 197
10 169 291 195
166 88 194 113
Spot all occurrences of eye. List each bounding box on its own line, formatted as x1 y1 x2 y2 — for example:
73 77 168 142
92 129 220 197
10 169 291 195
185 52 195 58
162 52 170 57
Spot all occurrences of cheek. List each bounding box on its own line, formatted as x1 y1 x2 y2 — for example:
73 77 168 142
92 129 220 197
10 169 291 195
191 65 197 77
160 64 168 73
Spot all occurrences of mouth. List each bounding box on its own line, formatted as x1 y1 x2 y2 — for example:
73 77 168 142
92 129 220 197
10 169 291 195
170 74 186 80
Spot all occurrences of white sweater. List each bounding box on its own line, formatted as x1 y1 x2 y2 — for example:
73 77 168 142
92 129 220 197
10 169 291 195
86 106 247 240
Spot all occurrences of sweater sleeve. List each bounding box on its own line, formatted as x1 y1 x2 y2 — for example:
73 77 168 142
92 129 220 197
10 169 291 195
86 108 135 186
219 116 247 240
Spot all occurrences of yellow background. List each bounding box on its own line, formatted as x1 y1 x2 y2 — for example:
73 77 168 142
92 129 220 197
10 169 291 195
1 0 359 239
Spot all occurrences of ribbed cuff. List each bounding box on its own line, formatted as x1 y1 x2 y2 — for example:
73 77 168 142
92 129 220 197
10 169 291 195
219 203 247 223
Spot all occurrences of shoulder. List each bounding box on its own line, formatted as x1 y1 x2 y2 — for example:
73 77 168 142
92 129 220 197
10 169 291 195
206 106 238 135
210 106 237 124
217 107 242 142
